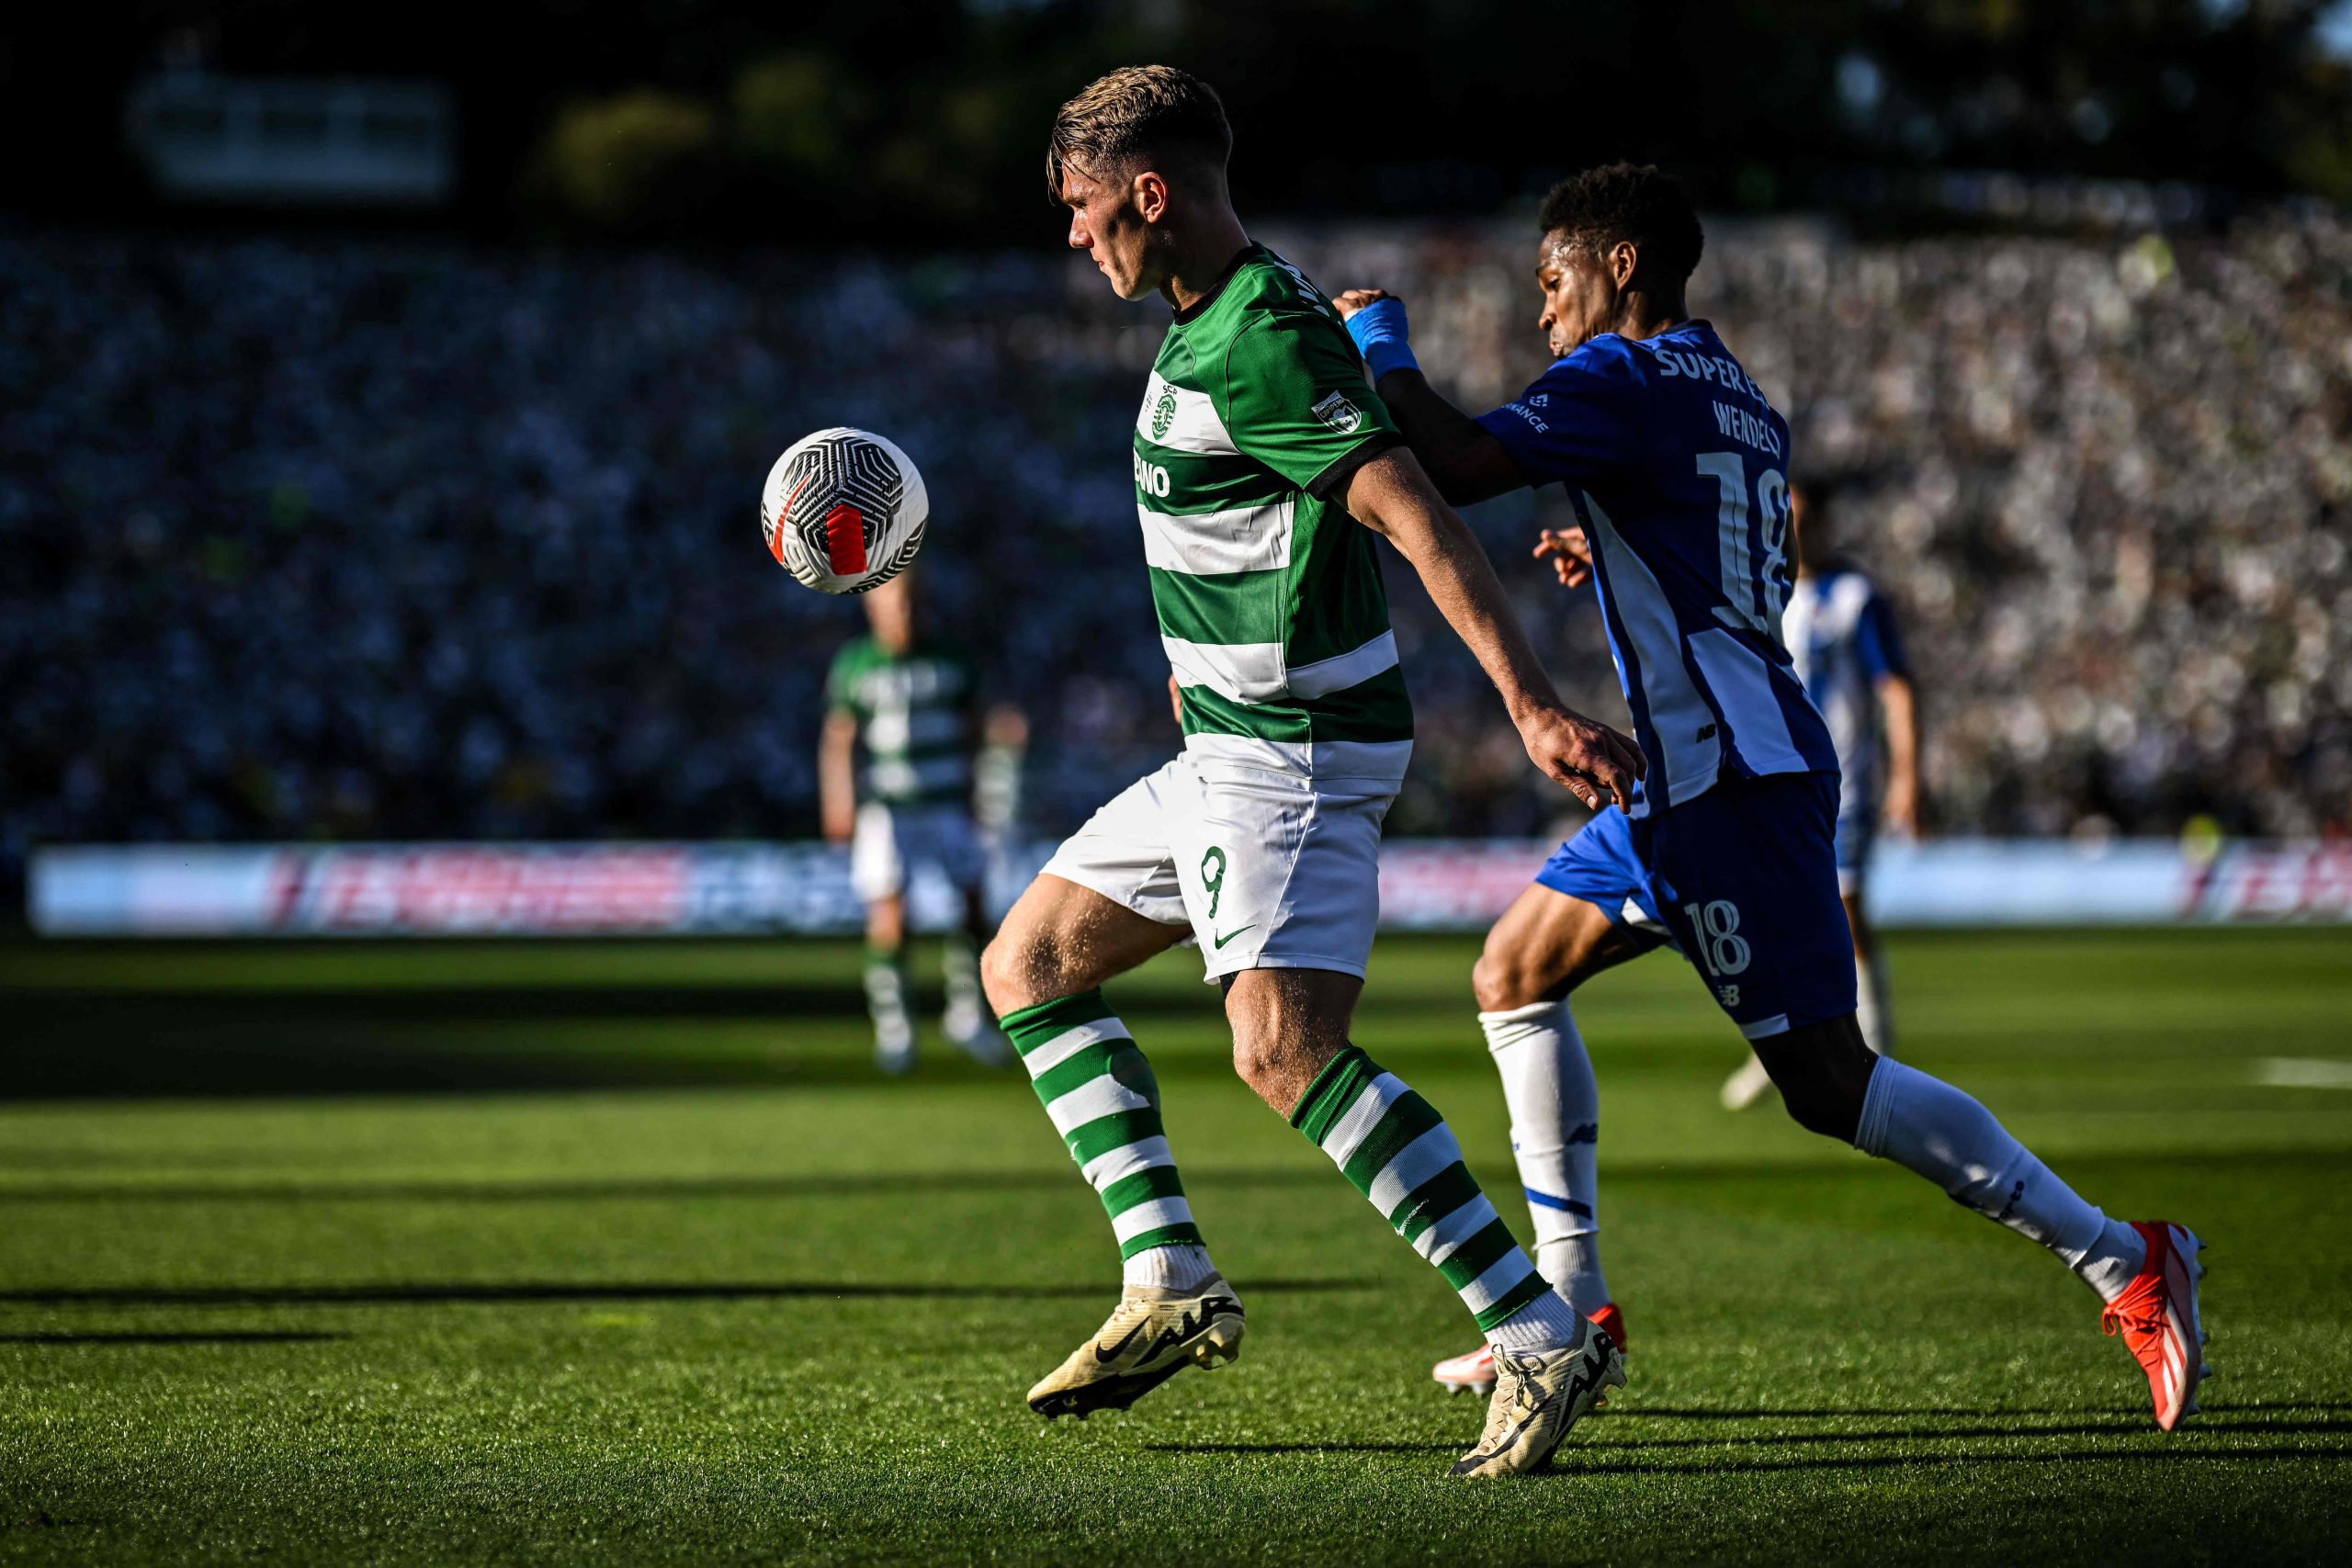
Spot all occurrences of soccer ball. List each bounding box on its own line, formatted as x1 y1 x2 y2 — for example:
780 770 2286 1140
760 427 930 594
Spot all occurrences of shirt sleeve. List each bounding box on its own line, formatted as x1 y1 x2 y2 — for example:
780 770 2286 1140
1218 310 1403 498
1473 352 1643 488
1855 590 1910 682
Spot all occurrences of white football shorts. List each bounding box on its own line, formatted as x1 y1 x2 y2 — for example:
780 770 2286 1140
1039 740 1403 982
850 801 987 903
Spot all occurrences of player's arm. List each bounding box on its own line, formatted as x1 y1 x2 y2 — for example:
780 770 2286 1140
1342 449 1644 811
1879 673 1920 837
1220 310 1642 809
818 709 858 843
1331 291 1523 505
1860 592 1921 836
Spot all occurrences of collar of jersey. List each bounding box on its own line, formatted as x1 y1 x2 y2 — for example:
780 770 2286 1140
1169 243 1267 327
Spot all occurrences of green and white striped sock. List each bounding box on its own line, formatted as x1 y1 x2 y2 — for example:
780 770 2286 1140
864 945 913 1065
1291 1044 1577 1348
1001 989 1217 1291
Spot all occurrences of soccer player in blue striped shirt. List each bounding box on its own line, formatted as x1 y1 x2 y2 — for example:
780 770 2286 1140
1337 164 2207 1430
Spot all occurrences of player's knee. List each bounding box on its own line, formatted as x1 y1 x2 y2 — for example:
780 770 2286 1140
1778 1075 1862 1142
1471 946 1548 1013
1759 1024 1873 1144
978 931 1040 1016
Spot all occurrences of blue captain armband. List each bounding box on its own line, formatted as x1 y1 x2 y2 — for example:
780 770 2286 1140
1344 297 1420 382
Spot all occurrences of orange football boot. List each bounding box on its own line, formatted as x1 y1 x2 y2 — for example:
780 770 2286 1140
2102 1221 2209 1431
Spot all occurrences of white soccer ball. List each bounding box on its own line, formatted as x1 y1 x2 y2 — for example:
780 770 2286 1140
760 427 930 594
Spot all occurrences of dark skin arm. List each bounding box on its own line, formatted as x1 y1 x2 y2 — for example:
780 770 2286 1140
1331 289 1525 507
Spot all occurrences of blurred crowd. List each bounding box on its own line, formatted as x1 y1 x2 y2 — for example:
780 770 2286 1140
6 212 2347 886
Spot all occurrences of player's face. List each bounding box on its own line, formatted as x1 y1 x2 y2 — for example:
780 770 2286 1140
1061 164 1156 302
1535 241 1615 358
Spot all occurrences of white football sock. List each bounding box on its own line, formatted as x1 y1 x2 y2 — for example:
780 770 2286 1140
1855 1058 2145 1301
1124 1243 1220 1292
1480 1000 1611 1318
943 930 987 1043
1854 951 1894 1056
1486 1287 1585 1354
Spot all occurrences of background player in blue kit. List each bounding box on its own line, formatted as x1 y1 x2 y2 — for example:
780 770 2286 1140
1719 477 1922 1110
1335 164 2208 1428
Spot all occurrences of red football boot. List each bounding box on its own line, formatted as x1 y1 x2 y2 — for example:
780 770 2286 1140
2102 1222 2209 1431
1431 1302 1627 1396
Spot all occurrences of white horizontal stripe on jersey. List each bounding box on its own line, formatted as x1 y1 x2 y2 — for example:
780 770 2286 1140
1137 496 1295 576
1160 629 1397 706
1690 629 1808 776
1584 492 1722 806
1043 1073 1153 1137
1164 636 1286 703
1018 1017 1134 1080
1737 1012 1791 1040
865 754 971 797
865 707 967 752
1137 373 1238 456
1182 732 1415 784
1287 630 1398 698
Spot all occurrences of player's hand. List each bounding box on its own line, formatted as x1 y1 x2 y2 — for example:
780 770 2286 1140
1331 288 1394 321
1168 672 1183 728
1532 526 1594 590
822 807 854 845
1883 776 1922 839
1516 705 1645 812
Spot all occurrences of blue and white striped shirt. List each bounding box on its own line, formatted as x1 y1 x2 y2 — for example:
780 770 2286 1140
1477 321 1838 817
1782 565 1909 821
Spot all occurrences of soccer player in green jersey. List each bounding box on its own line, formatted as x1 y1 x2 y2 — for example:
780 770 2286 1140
981 65 1645 1477
820 570 1019 1074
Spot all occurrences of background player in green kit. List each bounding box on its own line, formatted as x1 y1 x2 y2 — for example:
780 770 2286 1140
820 570 1019 1074
982 65 1647 1477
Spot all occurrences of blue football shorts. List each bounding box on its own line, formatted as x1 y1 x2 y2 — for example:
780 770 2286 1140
1533 772 1858 1040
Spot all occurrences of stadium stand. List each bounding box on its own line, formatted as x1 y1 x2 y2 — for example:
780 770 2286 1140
6 215 2346 890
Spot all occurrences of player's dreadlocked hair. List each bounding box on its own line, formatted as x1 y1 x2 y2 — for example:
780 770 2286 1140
1538 164 1704 290
1046 65 1232 203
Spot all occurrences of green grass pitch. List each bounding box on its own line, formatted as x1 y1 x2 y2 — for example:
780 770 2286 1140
3 928 2348 1563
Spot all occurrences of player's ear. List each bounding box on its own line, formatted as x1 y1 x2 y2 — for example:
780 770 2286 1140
1610 239 1640 292
1133 168 1170 225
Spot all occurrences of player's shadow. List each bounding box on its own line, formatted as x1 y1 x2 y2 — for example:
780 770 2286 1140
7 983 1229 1100
0 1330 343 1346
0 1277 1376 1309
0 1165 1336 1206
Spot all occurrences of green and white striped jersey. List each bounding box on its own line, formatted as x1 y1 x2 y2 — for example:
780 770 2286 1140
825 636 978 808
1133 244 1413 772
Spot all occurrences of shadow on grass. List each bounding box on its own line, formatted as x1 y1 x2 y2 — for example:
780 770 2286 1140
1148 1441 2352 1470
0 1277 1377 1309
0 1165 1338 1205
0 1331 345 1346
6 987 1232 1100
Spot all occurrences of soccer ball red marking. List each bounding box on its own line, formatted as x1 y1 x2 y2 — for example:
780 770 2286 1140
823 502 869 575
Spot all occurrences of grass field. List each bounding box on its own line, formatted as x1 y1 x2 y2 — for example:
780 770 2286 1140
4 928 2349 1564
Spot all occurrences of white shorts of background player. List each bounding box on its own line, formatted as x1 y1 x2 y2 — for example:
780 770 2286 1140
850 801 988 903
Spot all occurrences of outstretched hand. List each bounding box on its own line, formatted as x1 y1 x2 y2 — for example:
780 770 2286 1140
1532 526 1594 590
1516 705 1646 812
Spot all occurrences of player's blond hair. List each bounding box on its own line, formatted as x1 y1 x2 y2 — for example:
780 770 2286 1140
1046 65 1232 203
